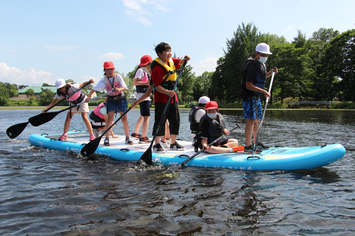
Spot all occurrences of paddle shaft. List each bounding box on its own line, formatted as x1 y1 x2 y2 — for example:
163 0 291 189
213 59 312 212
138 60 187 165
253 71 275 153
179 124 240 168
97 107 131 140
29 92 111 127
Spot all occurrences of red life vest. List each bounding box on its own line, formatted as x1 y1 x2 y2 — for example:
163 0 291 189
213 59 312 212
93 102 105 120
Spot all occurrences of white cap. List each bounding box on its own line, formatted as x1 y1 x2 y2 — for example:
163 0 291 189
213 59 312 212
55 79 66 89
198 96 210 104
256 43 272 55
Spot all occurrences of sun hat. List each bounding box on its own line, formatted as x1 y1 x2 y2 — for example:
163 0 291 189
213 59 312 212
256 43 272 55
205 101 219 111
103 61 115 69
55 79 66 89
139 55 153 66
198 96 210 104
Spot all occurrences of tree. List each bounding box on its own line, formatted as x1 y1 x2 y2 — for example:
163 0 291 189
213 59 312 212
176 64 195 103
193 71 213 101
319 29 355 101
25 88 34 97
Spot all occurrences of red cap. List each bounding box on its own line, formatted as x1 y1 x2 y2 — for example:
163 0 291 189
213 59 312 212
139 55 152 66
205 101 219 111
103 61 115 69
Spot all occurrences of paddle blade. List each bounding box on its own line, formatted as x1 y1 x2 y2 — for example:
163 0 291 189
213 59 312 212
81 137 101 157
6 122 29 139
139 147 153 165
29 112 59 127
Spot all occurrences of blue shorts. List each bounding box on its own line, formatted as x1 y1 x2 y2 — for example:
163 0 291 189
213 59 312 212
243 99 262 119
139 100 150 116
106 98 128 113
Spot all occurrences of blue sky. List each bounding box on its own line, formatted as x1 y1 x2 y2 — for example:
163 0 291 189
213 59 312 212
0 0 354 86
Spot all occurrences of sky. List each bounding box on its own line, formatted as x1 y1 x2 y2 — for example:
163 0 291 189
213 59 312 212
0 0 354 86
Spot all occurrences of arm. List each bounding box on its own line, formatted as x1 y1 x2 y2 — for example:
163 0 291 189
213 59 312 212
133 78 150 86
266 67 278 78
246 81 270 98
42 98 60 113
79 79 94 88
131 86 153 108
85 89 96 102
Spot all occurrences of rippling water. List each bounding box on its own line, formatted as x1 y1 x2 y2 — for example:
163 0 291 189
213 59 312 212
0 108 354 235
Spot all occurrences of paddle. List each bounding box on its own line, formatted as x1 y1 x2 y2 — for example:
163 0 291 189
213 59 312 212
179 124 240 168
252 71 275 154
6 82 92 139
29 90 113 127
80 107 132 157
138 60 188 165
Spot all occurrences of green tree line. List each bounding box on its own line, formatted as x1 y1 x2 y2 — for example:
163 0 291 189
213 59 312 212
2 24 354 107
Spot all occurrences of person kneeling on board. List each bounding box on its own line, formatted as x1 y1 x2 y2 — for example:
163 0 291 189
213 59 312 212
200 101 243 154
89 102 118 138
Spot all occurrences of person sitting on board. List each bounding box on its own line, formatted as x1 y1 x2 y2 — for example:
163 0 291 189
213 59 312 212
200 101 243 154
42 78 95 141
150 42 190 153
89 102 118 138
86 61 133 146
240 43 278 152
189 96 210 152
131 55 153 144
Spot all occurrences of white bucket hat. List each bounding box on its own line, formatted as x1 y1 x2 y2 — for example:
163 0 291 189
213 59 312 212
256 43 272 55
55 79 66 89
198 96 210 104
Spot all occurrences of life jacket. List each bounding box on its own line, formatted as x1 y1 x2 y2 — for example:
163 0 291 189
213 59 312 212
189 105 205 133
150 57 177 90
135 70 150 93
92 102 105 120
199 113 226 144
62 83 86 104
104 74 124 96
240 58 267 100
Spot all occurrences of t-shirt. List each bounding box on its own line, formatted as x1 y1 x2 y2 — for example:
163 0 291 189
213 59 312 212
152 58 180 103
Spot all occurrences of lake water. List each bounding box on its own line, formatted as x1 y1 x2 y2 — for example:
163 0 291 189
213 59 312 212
0 108 355 235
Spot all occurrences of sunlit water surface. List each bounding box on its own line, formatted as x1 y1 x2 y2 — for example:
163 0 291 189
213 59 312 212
0 109 355 235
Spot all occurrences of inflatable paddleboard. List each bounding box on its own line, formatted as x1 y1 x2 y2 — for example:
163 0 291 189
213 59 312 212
28 131 346 170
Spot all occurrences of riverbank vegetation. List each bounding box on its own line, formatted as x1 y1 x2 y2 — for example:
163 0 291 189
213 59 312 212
1 23 354 109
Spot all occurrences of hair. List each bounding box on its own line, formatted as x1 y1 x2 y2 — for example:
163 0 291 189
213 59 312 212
155 42 171 55
133 62 151 79
56 85 69 96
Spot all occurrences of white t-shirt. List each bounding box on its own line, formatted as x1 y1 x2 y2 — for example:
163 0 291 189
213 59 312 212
134 68 151 101
195 109 206 123
93 74 128 92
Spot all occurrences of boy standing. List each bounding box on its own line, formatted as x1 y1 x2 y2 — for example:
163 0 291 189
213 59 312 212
150 42 190 153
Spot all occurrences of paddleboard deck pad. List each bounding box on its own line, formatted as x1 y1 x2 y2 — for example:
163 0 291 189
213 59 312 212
28 131 346 170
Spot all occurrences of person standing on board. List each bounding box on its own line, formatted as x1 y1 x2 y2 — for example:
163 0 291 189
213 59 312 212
200 101 242 154
150 42 190 153
131 55 153 144
240 43 278 152
189 96 210 152
43 78 95 141
86 61 133 146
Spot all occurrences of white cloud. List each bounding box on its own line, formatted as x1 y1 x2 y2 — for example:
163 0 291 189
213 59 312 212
192 57 218 76
98 52 125 60
122 0 172 26
283 26 295 33
0 62 53 86
44 44 76 51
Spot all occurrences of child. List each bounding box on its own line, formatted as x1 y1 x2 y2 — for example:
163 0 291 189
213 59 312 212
89 102 118 138
43 78 95 141
150 42 190 153
86 61 132 146
131 55 153 143
200 101 242 154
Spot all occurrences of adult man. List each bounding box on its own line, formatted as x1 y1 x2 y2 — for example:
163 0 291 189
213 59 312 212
189 96 210 152
240 43 278 152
